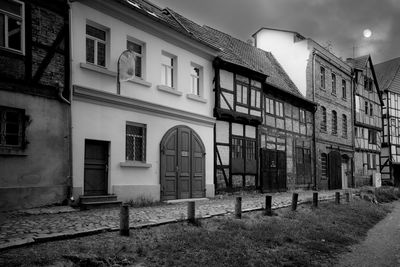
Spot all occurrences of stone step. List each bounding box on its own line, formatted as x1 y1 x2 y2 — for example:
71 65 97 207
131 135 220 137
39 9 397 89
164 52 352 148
80 200 122 210
79 195 118 204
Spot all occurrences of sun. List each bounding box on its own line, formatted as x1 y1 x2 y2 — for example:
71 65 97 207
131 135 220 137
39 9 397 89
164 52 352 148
363 29 372 38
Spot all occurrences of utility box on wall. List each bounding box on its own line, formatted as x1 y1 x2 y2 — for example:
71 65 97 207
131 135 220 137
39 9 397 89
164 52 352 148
373 173 382 188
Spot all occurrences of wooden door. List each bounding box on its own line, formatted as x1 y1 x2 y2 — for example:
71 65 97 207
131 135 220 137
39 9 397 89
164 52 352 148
84 140 108 196
260 149 286 192
328 151 342 190
393 165 400 187
160 126 205 200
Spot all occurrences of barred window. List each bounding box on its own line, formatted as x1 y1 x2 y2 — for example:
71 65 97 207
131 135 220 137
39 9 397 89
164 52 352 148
232 138 243 159
321 106 327 131
342 114 347 138
0 106 24 147
246 140 256 160
126 123 146 162
321 153 327 179
332 110 337 135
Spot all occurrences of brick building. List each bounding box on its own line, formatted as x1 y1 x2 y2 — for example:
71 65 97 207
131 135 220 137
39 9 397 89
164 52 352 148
0 0 70 210
253 28 353 190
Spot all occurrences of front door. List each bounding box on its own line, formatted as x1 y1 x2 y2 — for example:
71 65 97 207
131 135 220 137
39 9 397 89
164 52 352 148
260 149 286 192
328 151 342 190
393 164 400 187
160 126 205 200
84 140 109 196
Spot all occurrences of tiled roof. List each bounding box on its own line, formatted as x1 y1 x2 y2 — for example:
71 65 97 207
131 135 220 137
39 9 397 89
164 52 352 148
116 0 307 100
352 55 370 69
375 57 400 92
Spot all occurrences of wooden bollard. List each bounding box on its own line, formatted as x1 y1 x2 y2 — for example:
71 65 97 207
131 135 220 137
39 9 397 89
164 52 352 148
120 204 129 236
313 192 318 208
235 196 242 219
335 192 340 204
187 201 196 224
265 195 272 216
345 191 350 202
292 193 298 211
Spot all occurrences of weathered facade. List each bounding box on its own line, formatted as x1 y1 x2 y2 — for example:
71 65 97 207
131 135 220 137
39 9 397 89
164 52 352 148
193 27 316 193
348 55 382 187
0 0 71 210
375 57 400 186
70 0 218 203
253 28 353 190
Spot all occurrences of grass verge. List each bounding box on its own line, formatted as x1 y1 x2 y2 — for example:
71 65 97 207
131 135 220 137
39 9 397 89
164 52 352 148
0 199 390 267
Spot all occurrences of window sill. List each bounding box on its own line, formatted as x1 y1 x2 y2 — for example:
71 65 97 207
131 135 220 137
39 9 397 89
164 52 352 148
157 85 182 96
331 93 337 97
80 63 152 87
120 161 152 168
186 93 207 103
0 148 27 156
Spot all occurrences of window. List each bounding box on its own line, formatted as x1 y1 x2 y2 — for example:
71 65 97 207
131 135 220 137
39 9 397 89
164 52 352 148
342 79 346 99
321 106 327 131
299 109 306 123
246 140 256 160
190 65 200 96
367 154 377 169
232 138 243 159
126 123 146 162
236 83 248 105
365 101 369 115
321 153 327 179
342 114 347 138
86 24 106 67
250 88 261 108
368 129 377 144
369 103 373 116
161 52 175 88
355 95 361 113
331 73 336 94
127 40 143 78
0 106 24 148
275 101 283 117
0 0 23 52
320 66 325 89
265 97 274 114
332 110 337 135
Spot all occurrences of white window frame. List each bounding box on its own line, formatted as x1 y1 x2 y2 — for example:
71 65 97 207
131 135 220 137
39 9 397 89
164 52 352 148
161 51 176 88
86 21 108 67
0 0 24 54
190 62 203 96
127 37 145 79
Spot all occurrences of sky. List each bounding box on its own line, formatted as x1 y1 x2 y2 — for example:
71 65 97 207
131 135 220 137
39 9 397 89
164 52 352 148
151 0 400 64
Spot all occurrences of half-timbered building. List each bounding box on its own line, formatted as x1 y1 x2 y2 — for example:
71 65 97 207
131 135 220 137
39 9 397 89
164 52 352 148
188 26 316 192
253 28 353 190
347 55 382 187
0 0 70 210
375 57 400 186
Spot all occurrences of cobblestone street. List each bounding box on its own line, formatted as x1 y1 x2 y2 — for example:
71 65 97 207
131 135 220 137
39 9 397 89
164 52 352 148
0 190 345 250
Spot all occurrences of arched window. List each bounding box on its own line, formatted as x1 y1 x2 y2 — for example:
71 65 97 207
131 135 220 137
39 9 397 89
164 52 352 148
332 110 337 135
321 153 327 179
321 106 327 131
342 114 347 138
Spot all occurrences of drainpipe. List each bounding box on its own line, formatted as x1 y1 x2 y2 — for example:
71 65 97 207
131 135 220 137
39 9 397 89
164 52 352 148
312 50 318 190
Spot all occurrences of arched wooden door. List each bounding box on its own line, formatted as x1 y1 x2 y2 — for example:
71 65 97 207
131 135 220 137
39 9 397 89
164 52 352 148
160 126 205 200
328 151 342 190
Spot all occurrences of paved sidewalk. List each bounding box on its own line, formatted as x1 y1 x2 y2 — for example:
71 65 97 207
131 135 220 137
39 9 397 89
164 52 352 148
0 190 347 250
